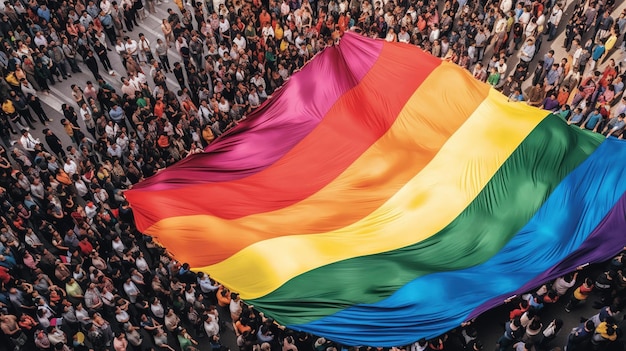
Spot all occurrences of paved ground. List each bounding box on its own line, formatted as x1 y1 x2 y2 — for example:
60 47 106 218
5 0 626 350
4 1 188 150
1 4 241 351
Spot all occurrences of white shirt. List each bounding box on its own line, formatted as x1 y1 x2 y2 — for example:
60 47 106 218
429 28 440 42
203 315 219 337
519 11 531 26
136 257 149 272
175 38 188 56
123 281 140 302
500 0 512 13
63 160 78 176
85 204 98 218
80 106 92 121
112 239 125 254
75 180 89 197
280 2 290 16
21 82 37 97
553 276 576 296
218 18 230 33
494 18 507 34
139 38 151 52
248 92 260 107
233 36 246 50
122 82 139 98
34 35 48 48
100 0 112 14
20 134 39 152
217 100 229 113
151 303 165 318
549 7 562 26
105 123 120 139
115 43 126 56
250 76 266 89
198 105 213 124
230 299 242 316
261 25 274 40
283 28 293 43
536 14 546 26
125 40 138 55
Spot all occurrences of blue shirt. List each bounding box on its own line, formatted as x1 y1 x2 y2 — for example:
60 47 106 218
100 14 113 28
546 69 559 85
585 112 602 129
543 55 554 71
0 254 16 269
569 112 584 124
592 45 606 61
109 107 124 122
36 7 50 22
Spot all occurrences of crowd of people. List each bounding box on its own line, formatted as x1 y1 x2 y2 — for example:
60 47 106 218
0 0 622 350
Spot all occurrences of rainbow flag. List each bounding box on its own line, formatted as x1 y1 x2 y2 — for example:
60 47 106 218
125 32 626 346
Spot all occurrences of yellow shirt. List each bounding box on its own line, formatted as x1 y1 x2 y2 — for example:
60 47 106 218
274 25 284 40
280 39 289 52
5 72 18 87
64 123 74 136
605 34 618 52
65 282 83 297
2 100 14 114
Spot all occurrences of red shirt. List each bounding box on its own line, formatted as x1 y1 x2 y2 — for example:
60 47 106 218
78 239 93 256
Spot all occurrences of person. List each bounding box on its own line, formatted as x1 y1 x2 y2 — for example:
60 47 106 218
27 93 52 126
9 94 35 130
567 319 595 351
94 40 114 74
520 37 536 64
113 332 128 351
155 39 171 73
547 3 562 41
565 277 593 312
552 272 578 296
19 129 40 157
590 40 606 71
538 318 562 349
176 327 198 351
61 119 83 145
84 50 102 80
138 33 153 65
496 317 522 351
0 3 623 351
602 113 626 137
581 108 603 132
591 316 619 349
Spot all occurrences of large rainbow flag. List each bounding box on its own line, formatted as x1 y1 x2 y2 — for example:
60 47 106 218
125 32 626 346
